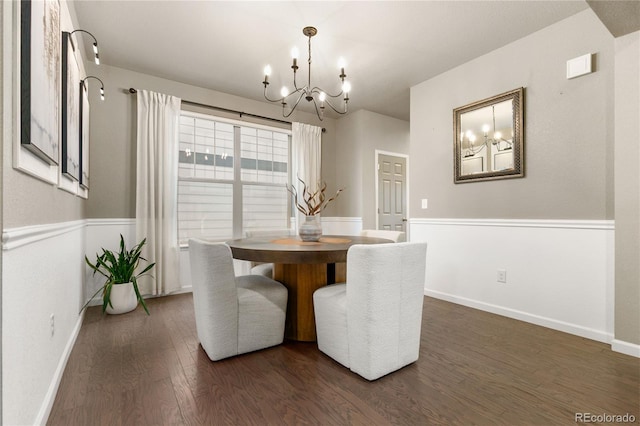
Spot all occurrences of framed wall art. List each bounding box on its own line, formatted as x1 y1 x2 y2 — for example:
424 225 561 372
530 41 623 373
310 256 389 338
61 30 80 180
20 0 61 165
79 80 90 189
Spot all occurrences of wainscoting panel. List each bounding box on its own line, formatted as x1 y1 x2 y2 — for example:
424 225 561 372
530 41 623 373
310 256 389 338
320 216 363 236
410 218 615 344
2 221 87 426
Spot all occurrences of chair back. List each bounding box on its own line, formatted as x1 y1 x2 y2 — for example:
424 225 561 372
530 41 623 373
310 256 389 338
346 242 427 379
360 229 406 242
188 239 239 360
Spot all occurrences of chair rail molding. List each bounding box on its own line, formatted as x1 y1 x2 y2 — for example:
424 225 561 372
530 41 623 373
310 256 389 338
410 217 614 230
2 220 86 250
2 218 137 251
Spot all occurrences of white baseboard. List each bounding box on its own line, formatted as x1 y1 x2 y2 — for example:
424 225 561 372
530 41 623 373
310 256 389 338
424 289 612 344
36 310 85 426
611 339 640 358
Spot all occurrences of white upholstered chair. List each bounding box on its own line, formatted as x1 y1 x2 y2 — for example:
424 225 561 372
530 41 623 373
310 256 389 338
189 239 288 361
313 242 427 380
360 229 406 242
245 229 293 278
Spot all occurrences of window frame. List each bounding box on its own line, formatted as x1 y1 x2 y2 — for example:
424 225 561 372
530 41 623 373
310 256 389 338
178 110 292 246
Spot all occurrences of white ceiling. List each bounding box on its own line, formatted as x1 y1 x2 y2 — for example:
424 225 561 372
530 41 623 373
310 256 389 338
71 1 589 121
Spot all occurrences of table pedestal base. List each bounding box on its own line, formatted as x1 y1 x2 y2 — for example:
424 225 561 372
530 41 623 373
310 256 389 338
274 262 346 341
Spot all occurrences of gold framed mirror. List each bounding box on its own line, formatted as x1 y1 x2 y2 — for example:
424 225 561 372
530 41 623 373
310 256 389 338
453 88 524 183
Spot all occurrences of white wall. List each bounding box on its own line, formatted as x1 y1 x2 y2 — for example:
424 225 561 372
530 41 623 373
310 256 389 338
613 31 640 349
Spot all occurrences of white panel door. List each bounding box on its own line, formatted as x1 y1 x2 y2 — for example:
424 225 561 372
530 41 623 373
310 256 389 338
378 153 407 232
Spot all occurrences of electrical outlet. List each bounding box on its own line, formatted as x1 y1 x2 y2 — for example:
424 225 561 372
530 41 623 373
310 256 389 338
50 314 55 337
497 269 507 283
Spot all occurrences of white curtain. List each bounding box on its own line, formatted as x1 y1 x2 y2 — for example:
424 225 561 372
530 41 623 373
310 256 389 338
292 122 322 226
135 90 181 295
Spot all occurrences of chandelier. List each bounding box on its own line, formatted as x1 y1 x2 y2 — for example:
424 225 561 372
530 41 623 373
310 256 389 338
461 105 513 158
262 26 351 121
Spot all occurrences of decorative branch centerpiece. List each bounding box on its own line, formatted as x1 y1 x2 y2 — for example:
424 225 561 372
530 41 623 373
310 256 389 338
288 177 343 242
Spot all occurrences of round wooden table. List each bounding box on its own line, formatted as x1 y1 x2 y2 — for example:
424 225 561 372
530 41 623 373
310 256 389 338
227 235 392 341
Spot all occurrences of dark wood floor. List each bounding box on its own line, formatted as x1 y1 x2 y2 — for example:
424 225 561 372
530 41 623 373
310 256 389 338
48 294 639 425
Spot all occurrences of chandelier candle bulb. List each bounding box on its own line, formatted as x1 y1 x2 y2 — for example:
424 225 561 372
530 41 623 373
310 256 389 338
263 65 271 84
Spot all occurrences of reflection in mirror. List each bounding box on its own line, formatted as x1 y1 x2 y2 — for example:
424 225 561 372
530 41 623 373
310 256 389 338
454 88 524 183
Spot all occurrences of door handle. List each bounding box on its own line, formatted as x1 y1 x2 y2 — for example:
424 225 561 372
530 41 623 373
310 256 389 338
402 218 407 222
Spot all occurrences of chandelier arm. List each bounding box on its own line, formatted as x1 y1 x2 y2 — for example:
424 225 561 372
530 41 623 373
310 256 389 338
281 91 307 118
308 97 324 122
284 87 306 100
263 86 284 103
322 97 348 115
467 143 488 157
496 138 513 151
312 86 344 99
264 86 305 103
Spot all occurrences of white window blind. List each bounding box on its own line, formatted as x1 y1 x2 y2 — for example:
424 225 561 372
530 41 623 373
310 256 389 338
178 112 290 245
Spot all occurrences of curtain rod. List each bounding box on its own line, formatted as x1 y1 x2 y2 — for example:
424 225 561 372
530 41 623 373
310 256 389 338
128 88 326 133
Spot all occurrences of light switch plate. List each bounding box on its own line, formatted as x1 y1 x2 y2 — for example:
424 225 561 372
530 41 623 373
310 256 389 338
421 199 428 209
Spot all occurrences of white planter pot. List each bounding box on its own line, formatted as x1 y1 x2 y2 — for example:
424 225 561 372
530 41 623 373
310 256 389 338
106 282 138 314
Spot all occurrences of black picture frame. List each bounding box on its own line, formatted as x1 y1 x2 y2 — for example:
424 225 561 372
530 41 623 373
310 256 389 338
20 0 60 165
61 31 81 180
79 80 90 189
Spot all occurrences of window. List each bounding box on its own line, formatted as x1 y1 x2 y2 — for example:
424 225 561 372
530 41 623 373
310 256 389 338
177 111 290 245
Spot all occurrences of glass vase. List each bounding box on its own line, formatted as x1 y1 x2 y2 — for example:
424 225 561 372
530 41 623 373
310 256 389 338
299 215 322 242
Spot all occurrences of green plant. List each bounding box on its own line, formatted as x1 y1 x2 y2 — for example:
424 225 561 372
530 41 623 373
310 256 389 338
82 235 155 315
288 176 344 216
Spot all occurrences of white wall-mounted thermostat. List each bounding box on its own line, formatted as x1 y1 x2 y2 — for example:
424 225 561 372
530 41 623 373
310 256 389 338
566 53 593 79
